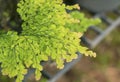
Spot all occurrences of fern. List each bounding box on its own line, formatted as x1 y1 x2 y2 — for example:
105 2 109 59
66 11 100 32
0 0 100 82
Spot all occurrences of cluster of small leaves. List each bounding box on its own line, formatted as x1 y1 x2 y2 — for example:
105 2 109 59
66 11 101 32
0 0 100 82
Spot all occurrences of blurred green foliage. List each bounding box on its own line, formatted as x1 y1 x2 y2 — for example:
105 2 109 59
0 0 119 82
0 0 21 32
0 0 99 82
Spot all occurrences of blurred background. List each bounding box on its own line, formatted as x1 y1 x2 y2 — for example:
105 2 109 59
0 0 120 82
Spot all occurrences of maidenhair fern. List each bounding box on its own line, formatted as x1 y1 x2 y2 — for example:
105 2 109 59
0 0 100 82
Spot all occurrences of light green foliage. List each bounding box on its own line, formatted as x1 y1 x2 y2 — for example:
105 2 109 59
66 11 101 32
0 0 100 82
